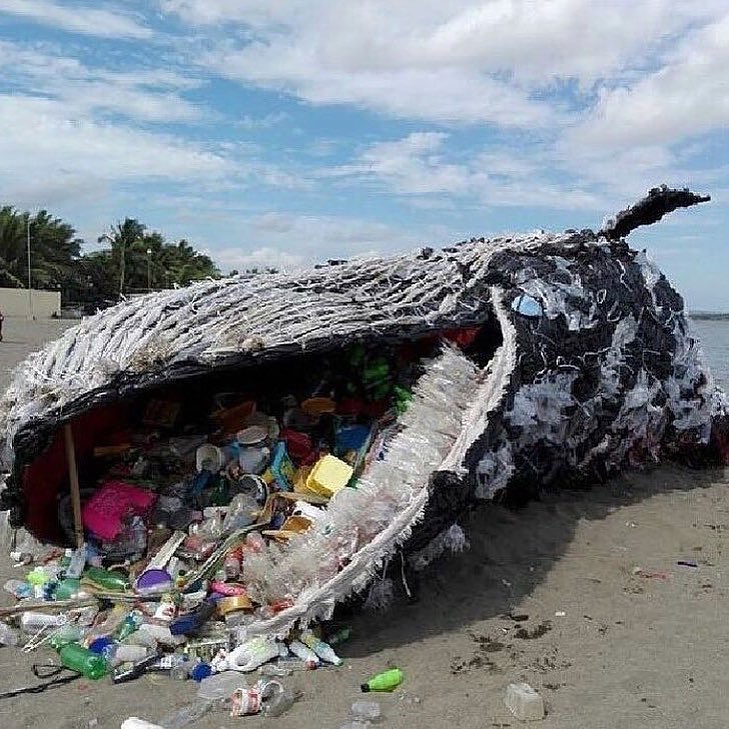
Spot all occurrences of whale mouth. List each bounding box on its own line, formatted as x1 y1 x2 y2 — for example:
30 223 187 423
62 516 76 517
6 303 509 632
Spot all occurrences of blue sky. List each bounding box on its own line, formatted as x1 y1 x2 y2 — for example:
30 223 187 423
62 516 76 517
1 1 727 309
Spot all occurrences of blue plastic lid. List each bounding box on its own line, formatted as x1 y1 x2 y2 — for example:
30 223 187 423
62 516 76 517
190 662 212 682
89 636 115 654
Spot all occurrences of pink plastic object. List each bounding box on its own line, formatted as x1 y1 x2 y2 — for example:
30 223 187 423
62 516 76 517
82 481 156 540
210 581 247 597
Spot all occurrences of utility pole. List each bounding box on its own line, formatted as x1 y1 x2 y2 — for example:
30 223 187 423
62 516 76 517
26 217 33 319
119 240 126 298
147 248 152 292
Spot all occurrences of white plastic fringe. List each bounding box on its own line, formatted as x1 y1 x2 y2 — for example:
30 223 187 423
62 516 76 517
243 344 482 639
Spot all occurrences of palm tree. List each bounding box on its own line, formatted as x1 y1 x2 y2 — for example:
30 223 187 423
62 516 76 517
0 207 81 291
98 218 146 296
0 206 28 287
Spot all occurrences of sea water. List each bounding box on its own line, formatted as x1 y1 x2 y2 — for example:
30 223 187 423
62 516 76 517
690 318 729 390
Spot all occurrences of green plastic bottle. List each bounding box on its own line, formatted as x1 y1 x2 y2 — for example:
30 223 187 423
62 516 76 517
360 667 404 692
83 567 129 592
59 642 108 680
53 577 82 601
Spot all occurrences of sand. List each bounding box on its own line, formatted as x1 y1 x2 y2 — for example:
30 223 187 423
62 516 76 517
0 315 728 729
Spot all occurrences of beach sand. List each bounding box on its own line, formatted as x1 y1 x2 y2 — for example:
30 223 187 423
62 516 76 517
0 316 727 728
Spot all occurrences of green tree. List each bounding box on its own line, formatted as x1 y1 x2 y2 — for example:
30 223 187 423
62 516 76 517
96 220 219 293
0 206 81 291
97 218 147 296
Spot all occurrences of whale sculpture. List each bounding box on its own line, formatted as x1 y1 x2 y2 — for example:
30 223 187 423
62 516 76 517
0 186 725 637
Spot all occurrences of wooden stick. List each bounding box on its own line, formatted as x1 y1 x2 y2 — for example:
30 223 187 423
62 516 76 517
63 423 84 548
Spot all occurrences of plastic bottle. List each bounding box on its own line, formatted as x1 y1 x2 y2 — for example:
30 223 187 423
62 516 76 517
0 621 20 646
64 544 87 579
59 642 108 680
222 493 258 533
351 700 382 722
112 653 162 684
49 623 83 650
360 668 404 693
20 611 67 632
286 640 320 668
169 600 217 636
26 566 50 598
197 670 244 700
53 577 83 600
158 699 214 729
103 642 149 667
4 578 32 599
83 566 129 592
299 630 342 665
261 680 296 717
115 610 144 641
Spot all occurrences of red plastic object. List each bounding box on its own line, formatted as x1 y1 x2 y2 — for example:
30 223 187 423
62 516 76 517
443 326 480 348
82 481 156 540
280 429 313 461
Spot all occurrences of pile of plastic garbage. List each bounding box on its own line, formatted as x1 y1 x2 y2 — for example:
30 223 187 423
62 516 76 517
0 342 417 720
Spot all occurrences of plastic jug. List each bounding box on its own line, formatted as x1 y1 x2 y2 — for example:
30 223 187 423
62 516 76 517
224 636 279 672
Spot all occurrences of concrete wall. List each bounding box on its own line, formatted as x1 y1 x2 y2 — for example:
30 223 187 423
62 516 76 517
0 288 61 318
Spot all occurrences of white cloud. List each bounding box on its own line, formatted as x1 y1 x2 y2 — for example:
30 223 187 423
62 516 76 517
209 211 430 272
326 131 604 210
0 0 152 39
332 132 479 195
0 95 231 206
163 1 725 127
0 42 203 123
213 246 306 273
567 11 729 150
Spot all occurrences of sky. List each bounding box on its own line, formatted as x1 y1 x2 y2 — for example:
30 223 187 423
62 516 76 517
0 1 728 310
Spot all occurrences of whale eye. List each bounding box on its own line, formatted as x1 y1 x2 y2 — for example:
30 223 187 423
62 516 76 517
511 294 543 318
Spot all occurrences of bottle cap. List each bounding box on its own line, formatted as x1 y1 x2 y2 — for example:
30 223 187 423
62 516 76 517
190 662 212 682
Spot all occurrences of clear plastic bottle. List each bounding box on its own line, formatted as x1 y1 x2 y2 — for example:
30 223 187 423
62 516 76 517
222 493 258 533
0 621 20 646
351 700 382 722
299 630 342 665
261 680 296 717
65 544 87 579
3 579 32 599
114 610 144 641
102 642 148 667
196 671 244 700
158 699 214 729
286 640 320 668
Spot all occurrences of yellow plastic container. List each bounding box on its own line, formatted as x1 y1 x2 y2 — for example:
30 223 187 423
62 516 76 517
305 455 353 497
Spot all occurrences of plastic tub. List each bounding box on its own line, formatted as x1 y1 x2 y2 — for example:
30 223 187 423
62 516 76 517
305 455 354 497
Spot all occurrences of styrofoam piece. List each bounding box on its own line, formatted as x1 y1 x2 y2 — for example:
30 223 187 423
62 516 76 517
121 719 164 729
504 682 545 721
